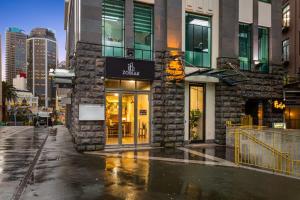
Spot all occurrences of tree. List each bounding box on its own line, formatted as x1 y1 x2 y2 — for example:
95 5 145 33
2 82 17 121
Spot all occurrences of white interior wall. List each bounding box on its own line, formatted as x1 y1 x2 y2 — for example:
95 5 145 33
184 82 216 142
135 0 154 4
205 83 215 141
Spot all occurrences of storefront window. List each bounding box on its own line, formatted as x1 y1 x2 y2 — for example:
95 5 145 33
102 0 125 57
258 27 269 73
134 3 153 60
239 23 252 71
105 80 150 91
285 107 300 129
185 13 211 68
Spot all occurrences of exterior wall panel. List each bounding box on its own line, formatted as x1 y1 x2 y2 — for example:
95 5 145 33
239 0 253 23
258 2 272 27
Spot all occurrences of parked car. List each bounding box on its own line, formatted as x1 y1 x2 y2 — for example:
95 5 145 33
34 112 53 127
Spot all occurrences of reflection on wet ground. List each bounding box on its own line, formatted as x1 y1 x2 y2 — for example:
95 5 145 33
0 127 48 200
108 148 218 162
18 126 300 200
188 145 235 162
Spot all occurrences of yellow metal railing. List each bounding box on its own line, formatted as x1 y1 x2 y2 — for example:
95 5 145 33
227 124 300 177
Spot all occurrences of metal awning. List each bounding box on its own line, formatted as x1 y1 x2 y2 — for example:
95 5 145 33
183 60 250 86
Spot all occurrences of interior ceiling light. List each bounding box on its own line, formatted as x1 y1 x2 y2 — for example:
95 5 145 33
189 19 209 27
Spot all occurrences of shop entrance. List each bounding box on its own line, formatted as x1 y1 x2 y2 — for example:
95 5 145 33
105 92 150 146
245 100 264 126
189 85 205 142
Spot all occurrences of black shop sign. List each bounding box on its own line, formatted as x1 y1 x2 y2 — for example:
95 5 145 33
105 57 155 80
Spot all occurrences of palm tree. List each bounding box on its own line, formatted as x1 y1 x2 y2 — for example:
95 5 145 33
2 82 17 121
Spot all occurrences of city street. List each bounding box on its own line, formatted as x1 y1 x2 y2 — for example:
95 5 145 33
0 126 299 200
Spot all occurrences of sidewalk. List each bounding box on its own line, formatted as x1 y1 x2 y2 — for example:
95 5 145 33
0 127 48 200
20 126 300 200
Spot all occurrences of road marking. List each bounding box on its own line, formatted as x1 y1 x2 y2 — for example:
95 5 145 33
177 147 235 166
85 151 234 167
87 151 300 181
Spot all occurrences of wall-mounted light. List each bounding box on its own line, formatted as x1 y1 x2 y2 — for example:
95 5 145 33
254 60 260 66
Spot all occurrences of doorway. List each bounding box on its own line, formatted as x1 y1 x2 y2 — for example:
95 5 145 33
105 92 150 146
189 85 205 142
245 100 264 126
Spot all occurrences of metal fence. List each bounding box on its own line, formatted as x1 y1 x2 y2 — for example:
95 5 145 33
227 125 300 177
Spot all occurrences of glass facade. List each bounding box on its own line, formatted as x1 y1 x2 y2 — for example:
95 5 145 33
239 23 252 71
258 27 269 73
102 0 125 57
185 13 211 68
134 3 153 60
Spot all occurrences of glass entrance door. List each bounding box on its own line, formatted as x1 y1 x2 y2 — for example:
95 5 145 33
122 94 135 145
189 85 205 142
106 92 150 146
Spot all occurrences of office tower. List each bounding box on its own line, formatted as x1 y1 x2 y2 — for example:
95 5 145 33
5 27 27 85
0 34 2 120
27 28 57 108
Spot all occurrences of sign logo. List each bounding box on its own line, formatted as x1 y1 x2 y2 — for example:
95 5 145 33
123 62 140 76
273 100 286 110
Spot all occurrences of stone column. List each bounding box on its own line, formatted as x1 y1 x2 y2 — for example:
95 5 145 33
71 42 105 151
152 51 185 147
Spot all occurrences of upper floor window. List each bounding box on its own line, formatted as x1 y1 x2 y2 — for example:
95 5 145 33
258 27 269 73
134 3 153 60
282 39 289 62
102 0 125 57
282 4 290 28
239 23 252 71
185 13 211 68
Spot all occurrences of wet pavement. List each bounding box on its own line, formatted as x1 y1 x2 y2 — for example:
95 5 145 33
0 126 48 200
1 126 300 200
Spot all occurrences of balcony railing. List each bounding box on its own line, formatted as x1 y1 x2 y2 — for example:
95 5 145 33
102 45 153 61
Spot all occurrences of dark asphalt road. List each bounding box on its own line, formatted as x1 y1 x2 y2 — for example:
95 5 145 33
1 126 300 200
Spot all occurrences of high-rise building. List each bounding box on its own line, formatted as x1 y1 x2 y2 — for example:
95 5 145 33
5 27 27 85
0 34 2 120
27 28 57 108
65 0 283 151
282 0 300 129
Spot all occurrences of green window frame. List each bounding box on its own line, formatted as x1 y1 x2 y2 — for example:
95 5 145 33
258 27 269 73
282 39 289 62
239 23 252 71
259 0 271 3
134 3 153 60
185 13 211 68
102 0 125 57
